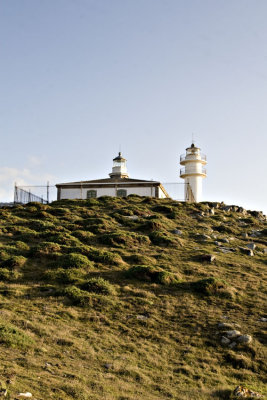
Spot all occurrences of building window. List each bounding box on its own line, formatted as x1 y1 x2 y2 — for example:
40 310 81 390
117 189 127 197
87 190 97 198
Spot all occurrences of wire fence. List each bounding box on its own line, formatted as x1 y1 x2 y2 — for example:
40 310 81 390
14 183 57 205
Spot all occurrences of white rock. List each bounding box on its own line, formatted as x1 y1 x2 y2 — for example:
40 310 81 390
218 322 234 329
136 315 148 320
259 317 267 322
17 393 32 398
125 215 139 220
226 330 241 339
247 243 256 251
237 334 252 344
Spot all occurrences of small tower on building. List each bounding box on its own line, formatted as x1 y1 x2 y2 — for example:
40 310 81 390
180 143 207 202
109 152 129 178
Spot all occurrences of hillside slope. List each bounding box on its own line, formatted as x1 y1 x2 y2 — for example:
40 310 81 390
0 197 266 400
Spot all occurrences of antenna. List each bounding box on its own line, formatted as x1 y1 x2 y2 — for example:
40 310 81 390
192 133 195 145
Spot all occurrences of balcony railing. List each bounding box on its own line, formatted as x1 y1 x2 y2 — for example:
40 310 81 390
180 167 207 176
180 153 207 163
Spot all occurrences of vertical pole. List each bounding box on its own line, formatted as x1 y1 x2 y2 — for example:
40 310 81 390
14 182 17 204
80 182 82 199
47 181 49 204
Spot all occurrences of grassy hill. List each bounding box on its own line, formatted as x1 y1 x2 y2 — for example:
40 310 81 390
0 196 266 400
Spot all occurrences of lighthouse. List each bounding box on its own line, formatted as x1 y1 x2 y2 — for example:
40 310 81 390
109 152 129 178
180 143 207 202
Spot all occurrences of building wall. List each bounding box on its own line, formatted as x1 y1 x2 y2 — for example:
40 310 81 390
59 185 166 200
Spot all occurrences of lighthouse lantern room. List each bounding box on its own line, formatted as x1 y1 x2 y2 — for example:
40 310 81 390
109 152 129 178
180 143 207 202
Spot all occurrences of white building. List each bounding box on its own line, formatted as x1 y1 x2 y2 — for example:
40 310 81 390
56 152 169 200
179 143 207 202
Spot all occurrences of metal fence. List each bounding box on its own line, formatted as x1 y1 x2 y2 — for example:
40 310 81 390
14 183 57 205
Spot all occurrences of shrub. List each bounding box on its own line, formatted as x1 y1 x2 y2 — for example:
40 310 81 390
64 286 91 306
149 231 176 246
153 205 174 213
2 256 27 270
139 218 164 232
99 231 150 247
35 241 62 257
27 219 55 231
61 253 93 269
72 230 94 243
83 217 114 234
0 245 17 257
45 232 79 246
125 265 180 285
191 277 232 297
127 254 156 265
15 241 30 251
80 277 116 295
10 226 38 237
61 383 89 400
49 207 71 217
87 247 123 265
0 250 9 261
0 268 20 282
0 322 35 349
44 268 86 284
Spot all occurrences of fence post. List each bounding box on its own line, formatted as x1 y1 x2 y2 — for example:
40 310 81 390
14 183 17 204
47 181 49 204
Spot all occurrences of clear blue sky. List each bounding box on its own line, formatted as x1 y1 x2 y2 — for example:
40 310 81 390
1 0 266 213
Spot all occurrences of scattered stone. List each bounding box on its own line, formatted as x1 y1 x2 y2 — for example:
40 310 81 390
172 229 182 235
229 341 237 349
218 322 234 329
246 242 256 251
241 232 248 238
209 208 215 215
201 254 216 263
221 238 229 243
221 336 231 345
225 330 241 339
197 234 211 241
237 334 252 344
125 215 139 221
104 363 113 370
239 247 254 256
250 229 261 237
233 385 263 398
263 248 267 254
136 315 148 321
17 393 32 398
214 241 221 246
220 247 235 254
259 317 267 322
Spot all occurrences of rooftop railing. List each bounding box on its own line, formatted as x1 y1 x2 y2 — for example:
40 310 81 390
180 167 207 176
180 153 207 163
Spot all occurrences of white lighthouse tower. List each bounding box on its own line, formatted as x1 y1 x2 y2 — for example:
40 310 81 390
180 143 207 202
